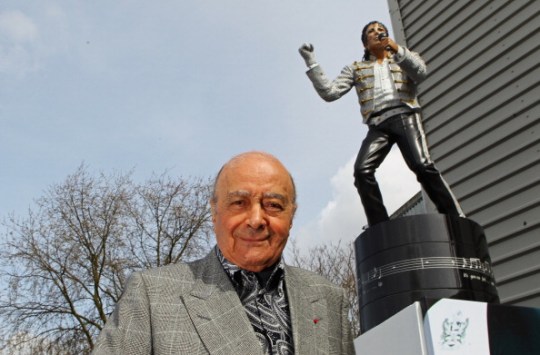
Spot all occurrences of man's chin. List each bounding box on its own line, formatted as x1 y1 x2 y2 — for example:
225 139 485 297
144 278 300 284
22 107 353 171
236 253 275 272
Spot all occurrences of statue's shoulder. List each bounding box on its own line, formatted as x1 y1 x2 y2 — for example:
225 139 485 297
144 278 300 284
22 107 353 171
352 60 374 70
352 60 374 77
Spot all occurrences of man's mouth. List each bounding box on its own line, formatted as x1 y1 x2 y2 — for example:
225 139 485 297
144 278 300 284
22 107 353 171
237 232 271 243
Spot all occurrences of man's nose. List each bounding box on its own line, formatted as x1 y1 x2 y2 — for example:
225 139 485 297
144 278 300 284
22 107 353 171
247 204 266 229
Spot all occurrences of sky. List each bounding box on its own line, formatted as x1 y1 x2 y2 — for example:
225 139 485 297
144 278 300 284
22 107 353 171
1 1 421 253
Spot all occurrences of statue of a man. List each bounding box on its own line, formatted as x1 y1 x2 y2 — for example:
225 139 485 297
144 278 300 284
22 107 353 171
299 21 464 227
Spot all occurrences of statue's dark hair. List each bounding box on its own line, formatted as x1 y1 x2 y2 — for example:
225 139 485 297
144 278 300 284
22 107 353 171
361 21 389 61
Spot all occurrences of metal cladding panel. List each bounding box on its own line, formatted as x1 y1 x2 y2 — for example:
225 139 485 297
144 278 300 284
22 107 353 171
388 0 540 307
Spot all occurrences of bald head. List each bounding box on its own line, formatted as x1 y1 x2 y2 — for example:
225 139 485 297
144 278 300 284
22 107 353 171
212 151 297 207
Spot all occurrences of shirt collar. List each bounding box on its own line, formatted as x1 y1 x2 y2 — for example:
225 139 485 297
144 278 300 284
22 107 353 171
215 246 285 291
368 52 393 62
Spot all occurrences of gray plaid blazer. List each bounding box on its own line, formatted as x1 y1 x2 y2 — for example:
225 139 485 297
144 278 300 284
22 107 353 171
92 249 354 354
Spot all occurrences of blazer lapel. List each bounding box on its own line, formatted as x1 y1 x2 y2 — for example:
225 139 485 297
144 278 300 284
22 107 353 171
182 252 263 355
285 267 331 354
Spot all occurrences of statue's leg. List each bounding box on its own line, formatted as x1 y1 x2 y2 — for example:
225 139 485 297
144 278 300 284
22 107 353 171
396 113 464 217
354 126 393 226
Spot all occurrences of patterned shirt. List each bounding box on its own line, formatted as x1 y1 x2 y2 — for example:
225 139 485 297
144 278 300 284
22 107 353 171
216 247 294 355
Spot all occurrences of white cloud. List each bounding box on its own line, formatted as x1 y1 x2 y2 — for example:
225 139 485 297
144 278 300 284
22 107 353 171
0 10 37 42
0 10 39 74
291 146 421 251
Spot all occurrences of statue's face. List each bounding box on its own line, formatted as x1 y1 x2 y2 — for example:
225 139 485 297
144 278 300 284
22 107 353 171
364 22 387 52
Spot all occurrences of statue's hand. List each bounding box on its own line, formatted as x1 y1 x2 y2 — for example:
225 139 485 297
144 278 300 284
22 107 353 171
299 43 317 67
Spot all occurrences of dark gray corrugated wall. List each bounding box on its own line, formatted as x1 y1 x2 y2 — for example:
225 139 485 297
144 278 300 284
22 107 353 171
387 0 540 307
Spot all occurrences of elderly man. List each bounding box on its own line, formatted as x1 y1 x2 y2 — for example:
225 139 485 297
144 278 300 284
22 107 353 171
92 151 354 355
299 21 464 227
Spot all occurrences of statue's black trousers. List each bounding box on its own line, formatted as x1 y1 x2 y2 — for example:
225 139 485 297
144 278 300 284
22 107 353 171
353 112 463 226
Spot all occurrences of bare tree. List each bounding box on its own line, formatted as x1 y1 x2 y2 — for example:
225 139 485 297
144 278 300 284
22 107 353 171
126 172 212 268
0 165 213 354
288 240 360 337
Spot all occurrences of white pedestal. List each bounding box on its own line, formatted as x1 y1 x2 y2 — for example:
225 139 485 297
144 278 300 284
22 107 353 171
354 299 540 355
353 302 428 355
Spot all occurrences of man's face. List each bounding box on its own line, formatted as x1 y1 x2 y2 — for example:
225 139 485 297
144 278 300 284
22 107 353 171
364 22 387 52
212 154 296 272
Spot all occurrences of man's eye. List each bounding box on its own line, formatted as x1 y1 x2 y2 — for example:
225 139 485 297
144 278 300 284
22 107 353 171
264 202 284 211
230 200 245 207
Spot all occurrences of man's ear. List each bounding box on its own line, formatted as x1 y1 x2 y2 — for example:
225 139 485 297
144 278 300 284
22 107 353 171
210 200 217 222
290 204 297 227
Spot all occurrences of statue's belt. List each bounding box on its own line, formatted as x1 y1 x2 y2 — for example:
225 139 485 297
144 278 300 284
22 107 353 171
369 106 413 126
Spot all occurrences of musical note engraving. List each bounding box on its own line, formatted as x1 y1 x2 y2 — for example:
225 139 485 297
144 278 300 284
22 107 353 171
361 256 495 287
